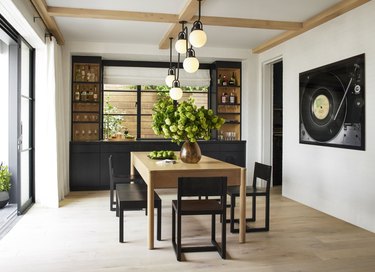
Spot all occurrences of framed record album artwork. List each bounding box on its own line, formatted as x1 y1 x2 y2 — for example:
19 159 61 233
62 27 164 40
299 54 365 150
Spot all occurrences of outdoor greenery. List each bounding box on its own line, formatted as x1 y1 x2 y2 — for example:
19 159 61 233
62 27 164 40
152 92 224 144
103 96 124 139
0 162 11 192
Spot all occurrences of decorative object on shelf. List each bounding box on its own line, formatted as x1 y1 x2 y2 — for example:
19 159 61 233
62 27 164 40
165 37 176 87
0 162 11 209
180 140 202 163
189 0 207 48
152 93 225 163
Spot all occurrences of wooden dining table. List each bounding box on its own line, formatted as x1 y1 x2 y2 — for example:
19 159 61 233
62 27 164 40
130 151 247 249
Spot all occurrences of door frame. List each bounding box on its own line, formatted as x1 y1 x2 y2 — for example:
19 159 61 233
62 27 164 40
261 56 283 186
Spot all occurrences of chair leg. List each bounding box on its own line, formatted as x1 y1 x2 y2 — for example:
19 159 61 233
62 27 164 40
157 202 162 241
230 194 236 233
221 210 226 259
265 194 270 231
119 206 124 243
177 213 182 261
252 194 256 222
211 214 216 242
110 182 115 211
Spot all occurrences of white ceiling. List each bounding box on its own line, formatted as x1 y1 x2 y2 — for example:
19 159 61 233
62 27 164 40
45 0 343 51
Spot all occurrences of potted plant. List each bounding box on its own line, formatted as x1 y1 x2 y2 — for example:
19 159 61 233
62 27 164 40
0 162 11 208
152 92 225 163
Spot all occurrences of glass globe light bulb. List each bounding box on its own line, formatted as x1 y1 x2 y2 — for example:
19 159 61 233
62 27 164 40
165 74 175 87
175 39 187 54
183 57 199 73
189 29 207 48
169 87 183 100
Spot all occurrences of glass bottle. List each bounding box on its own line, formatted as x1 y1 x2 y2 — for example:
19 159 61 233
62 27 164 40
229 91 236 104
74 85 80 101
222 75 228 86
217 74 222 85
221 92 228 104
229 72 236 86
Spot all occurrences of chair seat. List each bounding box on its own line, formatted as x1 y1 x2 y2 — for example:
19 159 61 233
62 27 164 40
116 184 162 242
227 185 268 196
172 199 222 214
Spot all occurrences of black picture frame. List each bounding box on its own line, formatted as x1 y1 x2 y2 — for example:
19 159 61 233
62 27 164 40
299 54 365 150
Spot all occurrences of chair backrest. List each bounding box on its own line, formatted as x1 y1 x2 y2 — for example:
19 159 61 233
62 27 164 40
252 162 272 191
177 177 227 207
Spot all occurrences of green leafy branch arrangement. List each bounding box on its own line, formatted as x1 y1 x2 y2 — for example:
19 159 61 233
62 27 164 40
0 162 11 192
152 92 225 144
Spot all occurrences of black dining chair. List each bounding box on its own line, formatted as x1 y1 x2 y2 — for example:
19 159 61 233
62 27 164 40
172 176 227 261
227 162 272 233
109 155 146 211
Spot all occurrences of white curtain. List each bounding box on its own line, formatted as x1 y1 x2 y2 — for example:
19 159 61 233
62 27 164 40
36 37 68 207
104 66 211 87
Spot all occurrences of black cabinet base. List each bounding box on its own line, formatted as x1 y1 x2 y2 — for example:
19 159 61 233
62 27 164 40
70 141 246 191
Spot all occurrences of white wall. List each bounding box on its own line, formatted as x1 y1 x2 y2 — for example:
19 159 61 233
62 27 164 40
253 1 375 232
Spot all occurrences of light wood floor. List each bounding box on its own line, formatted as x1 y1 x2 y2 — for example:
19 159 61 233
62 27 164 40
1 187 375 271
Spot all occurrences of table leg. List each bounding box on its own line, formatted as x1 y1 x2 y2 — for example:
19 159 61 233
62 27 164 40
239 167 246 243
148 181 155 249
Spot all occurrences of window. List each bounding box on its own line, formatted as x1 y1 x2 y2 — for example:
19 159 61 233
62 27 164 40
102 65 210 140
103 83 209 139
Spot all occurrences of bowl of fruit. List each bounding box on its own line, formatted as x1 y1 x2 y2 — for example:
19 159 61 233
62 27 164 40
148 150 177 160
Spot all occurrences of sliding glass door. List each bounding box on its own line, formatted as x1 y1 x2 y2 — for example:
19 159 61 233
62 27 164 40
1 15 34 216
18 40 34 213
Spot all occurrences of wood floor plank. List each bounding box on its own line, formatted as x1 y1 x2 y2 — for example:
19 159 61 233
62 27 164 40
0 188 374 271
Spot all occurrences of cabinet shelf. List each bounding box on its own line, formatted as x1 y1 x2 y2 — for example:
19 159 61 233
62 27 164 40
73 121 100 124
73 101 99 104
218 103 240 106
218 85 240 88
212 62 242 141
218 112 240 115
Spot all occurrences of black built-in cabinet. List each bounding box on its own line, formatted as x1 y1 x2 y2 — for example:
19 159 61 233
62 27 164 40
70 141 246 191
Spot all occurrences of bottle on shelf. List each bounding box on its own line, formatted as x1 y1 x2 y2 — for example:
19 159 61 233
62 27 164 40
93 86 98 101
221 92 228 104
222 75 228 86
229 91 236 104
229 72 236 86
217 74 222 85
88 88 94 101
74 85 80 101
81 90 87 102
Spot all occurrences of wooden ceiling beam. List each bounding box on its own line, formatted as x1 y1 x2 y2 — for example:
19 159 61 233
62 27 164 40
30 0 65 45
252 0 370 54
157 0 199 49
197 16 302 31
47 7 178 23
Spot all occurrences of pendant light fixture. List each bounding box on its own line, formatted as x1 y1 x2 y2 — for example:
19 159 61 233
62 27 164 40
189 0 207 48
183 47 199 73
175 21 188 54
165 37 175 87
169 53 183 101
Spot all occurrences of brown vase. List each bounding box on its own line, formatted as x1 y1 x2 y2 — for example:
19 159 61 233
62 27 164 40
180 141 202 163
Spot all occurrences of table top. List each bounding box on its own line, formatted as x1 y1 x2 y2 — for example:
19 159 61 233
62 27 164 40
131 152 244 188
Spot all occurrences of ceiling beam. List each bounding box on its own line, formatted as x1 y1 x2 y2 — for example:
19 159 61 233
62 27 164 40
252 0 370 54
30 0 65 45
158 0 199 49
47 6 178 23
197 16 302 31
